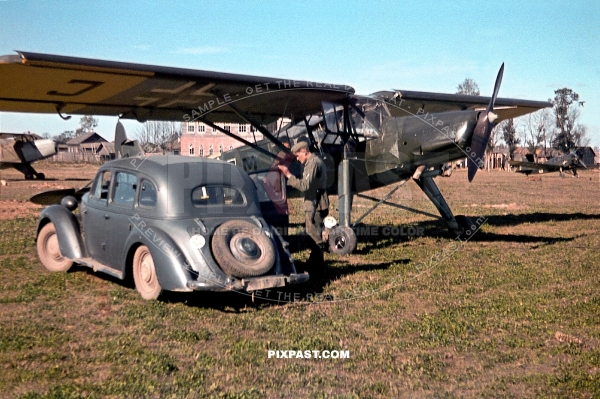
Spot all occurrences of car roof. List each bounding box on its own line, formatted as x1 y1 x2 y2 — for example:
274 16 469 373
98 155 262 217
102 155 248 187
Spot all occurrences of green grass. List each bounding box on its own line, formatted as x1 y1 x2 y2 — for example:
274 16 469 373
1 170 599 397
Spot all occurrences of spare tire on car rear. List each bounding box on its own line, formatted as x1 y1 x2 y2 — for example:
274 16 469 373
211 219 275 278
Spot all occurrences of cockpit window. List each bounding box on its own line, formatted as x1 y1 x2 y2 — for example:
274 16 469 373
191 185 246 207
354 98 387 139
322 102 345 133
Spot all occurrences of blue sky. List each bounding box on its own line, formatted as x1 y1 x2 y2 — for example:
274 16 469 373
1 0 598 146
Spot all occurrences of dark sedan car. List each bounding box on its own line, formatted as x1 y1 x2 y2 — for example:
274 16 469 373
36 155 307 299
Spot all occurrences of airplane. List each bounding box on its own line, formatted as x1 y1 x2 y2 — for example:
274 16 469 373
0 132 57 179
0 51 551 255
509 150 596 177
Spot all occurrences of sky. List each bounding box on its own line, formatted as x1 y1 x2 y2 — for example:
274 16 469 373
1 0 599 146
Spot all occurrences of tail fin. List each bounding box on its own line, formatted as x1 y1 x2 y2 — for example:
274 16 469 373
114 121 144 158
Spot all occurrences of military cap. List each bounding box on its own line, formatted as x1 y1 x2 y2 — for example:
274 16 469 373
291 140 309 153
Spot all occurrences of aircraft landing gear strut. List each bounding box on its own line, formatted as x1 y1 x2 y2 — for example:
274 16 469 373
413 172 471 237
14 163 45 180
329 158 358 256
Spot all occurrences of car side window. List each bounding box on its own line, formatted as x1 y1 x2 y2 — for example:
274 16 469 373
138 180 157 208
112 171 138 206
191 185 245 207
91 171 111 200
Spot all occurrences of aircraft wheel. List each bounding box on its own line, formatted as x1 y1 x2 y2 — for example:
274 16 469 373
25 173 34 180
328 226 357 256
37 223 73 272
211 220 275 278
452 215 475 237
133 245 161 300
36 173 45 180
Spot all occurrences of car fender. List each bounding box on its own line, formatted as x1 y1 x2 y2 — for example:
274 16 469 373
37 205 86 260
124 227 192 292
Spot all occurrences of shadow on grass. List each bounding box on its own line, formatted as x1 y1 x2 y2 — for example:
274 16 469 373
352 211 598 253
159 259 401 311
67 211 597 311
483 212 600 227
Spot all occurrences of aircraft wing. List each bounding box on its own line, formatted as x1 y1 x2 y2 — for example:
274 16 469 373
0 132 43 140
0 51 354 125
508 160 565 174
373 90 552 121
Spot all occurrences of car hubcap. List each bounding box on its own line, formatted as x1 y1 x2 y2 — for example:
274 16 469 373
47 234 61 261
140 254 153 283
230 234 262 261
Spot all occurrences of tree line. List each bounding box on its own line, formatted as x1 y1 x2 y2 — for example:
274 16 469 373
457 79 591 160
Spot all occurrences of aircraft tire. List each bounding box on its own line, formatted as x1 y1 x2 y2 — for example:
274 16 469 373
211 220 275 278
328 226 357 256
36 173 45 180
133 245 162 300
453 215 474 237
37 222 73 272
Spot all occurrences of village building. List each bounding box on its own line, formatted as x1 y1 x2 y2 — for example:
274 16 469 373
65 132 107 154
180 122 264 157
52 132 115 162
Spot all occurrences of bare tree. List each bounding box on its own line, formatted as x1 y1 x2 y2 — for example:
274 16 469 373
52 130 75 144
456 78 480 96
135 121 181 153
552 88 588 152
76 115 98 136
499 118 520 161
522 109 553 159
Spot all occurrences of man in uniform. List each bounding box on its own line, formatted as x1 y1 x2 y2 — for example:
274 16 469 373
277 141 329 267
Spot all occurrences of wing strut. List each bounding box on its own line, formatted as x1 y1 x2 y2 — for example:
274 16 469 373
223 100 291 154
197 117 286 164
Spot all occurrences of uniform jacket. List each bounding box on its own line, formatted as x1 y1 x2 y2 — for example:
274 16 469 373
287 153 329 212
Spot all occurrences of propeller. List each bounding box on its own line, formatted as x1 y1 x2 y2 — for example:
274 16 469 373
570 151 587 169
30 183 92 206
468 63 504 182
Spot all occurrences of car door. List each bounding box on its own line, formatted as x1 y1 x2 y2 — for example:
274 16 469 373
105 170 139 272
83 169 112 263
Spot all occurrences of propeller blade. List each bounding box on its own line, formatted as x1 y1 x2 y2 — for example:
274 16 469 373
30 188 77 206
468 63 504 182
30 180 92 205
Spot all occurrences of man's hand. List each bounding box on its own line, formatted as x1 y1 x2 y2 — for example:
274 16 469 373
277 164 291 178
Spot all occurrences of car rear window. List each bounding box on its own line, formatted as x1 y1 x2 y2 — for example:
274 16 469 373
139 180 157 208
191 185 245 207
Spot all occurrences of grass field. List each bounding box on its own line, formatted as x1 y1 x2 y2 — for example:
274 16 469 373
1 163 599 398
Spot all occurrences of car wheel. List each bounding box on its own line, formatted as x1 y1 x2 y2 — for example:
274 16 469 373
37 222 73 272
211 220 275 278
133 245 161 300
328 226 357 256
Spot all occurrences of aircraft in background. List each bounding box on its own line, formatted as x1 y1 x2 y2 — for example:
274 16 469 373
0 132 57 179
1 51 551 254
509 150 597 177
